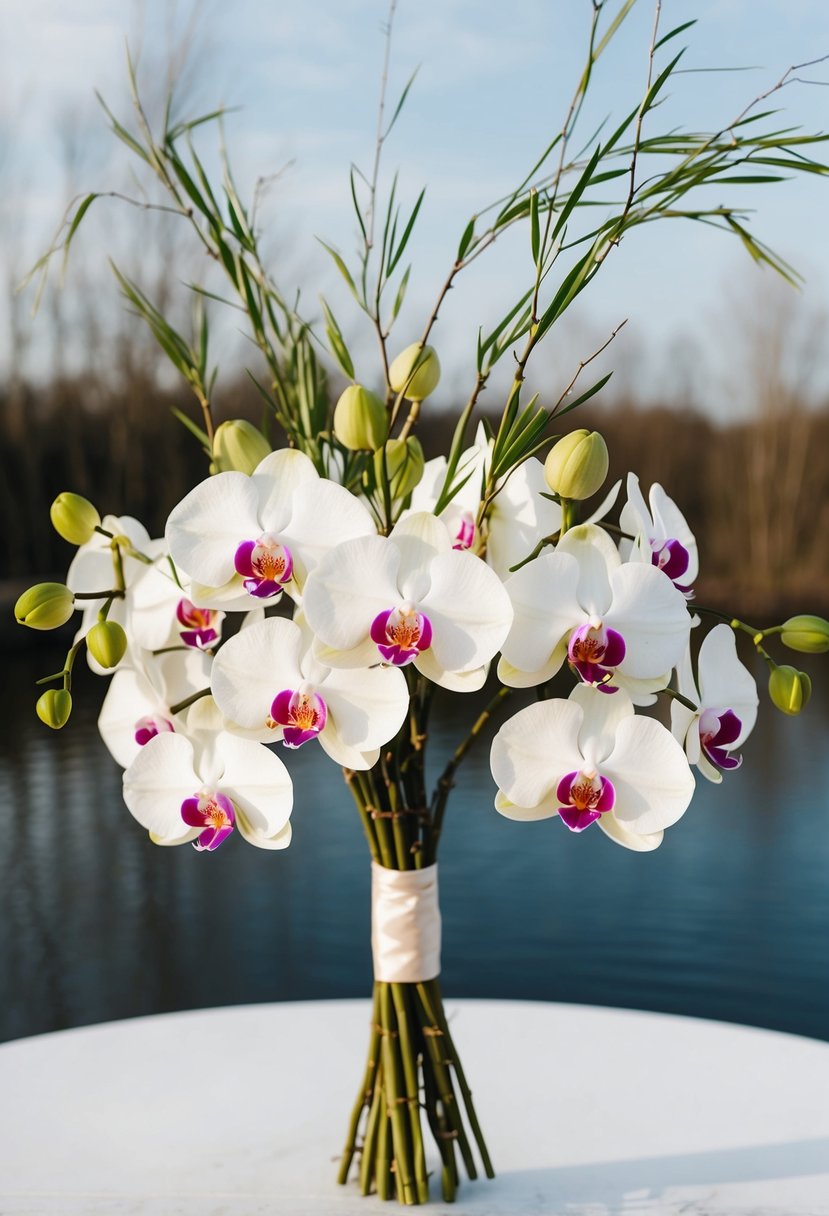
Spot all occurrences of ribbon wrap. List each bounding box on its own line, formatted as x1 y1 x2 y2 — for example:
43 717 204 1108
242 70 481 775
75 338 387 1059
370 861 441 982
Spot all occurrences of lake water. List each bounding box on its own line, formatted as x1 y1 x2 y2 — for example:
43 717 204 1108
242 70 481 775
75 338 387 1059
2 643 827 1044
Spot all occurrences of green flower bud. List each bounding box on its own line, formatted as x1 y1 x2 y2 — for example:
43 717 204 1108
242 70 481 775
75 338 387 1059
333 385 388 451
375 437 425 500
15 583 75 631
211 419 272 475
50 493 101 545
768 664 812 716
36 689 72 730
779 614 829 655
544 430 609 500
86 619 128 669
388 344 441 401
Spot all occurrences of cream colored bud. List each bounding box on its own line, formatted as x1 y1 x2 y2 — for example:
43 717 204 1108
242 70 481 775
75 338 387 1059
768 664 812 716
211 420 272 475
50 493 101 545
36 689 72 730
333 385 388 451
86 620 128 669
15 583 75 631
544 430 609 500
375 437 425 500
388 344 441 401
780 614 829 655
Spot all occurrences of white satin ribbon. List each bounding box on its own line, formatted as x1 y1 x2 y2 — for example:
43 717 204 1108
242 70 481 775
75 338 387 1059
371 861 441 982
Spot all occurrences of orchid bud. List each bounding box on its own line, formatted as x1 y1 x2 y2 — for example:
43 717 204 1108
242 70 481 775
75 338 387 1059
780 614 829 655
768 664 812 716
544 430 609 500
15 583 75 631
50 493 101 545
388 344 441 401
86 620 127 669
333 385 388 451
36 689 72 730
212 420 272 475
376 437 425 500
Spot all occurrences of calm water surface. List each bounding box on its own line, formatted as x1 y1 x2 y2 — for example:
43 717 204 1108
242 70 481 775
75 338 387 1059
1 644 828 1043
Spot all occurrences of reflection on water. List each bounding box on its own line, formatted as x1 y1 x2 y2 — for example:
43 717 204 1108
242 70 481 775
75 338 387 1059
1 644 827 1044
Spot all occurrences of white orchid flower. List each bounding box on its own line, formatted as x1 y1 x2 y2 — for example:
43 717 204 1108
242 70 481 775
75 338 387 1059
491 684 695 850
123 729 293 851
210 616 409 769
66 515 162 672
620 473 698 595
98 648 212 769
670 624 758 784
499 523 691 702
127 556 226 654
409 423 563 580
165 449 376 611
302 512 513 692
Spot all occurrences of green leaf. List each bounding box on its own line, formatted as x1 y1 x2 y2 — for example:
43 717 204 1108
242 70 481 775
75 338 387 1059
320 297 355 380
391 264 411 323
552 143 602 241
62 194 99 269
317 240 361 303
641 51 685 117
457 216 476 262
529 188 540 265
170 407 210 450
654 19 697 51
387 187 425 276
554 371 612 418
349 166 368 243
384 66 420 139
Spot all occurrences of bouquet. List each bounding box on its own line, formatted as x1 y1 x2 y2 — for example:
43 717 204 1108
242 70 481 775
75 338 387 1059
16 3 829 1205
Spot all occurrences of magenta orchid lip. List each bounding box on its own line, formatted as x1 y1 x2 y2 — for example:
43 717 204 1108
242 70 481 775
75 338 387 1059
175 597 220 649
270 687 328 749
556 769 616 833
652 537 693 595
567 623 626 693
453 513 475 551
234 534 294 598
371 606 433 666
181 790 236 851
699 707 743 771
134 714 175 747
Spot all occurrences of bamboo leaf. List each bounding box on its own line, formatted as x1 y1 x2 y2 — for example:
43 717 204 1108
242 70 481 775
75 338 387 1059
387 187 425 276
529 188 540 265
62 194 99 268
552 143 602 240
554 372 612 418
391 264 411 323
654 19 697 51
170 406 210 449
384 66 420 139
457 216 476 262
320 297 355 380
317 240 361 303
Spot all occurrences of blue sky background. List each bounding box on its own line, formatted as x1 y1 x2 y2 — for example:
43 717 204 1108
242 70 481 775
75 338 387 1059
2 0 829 417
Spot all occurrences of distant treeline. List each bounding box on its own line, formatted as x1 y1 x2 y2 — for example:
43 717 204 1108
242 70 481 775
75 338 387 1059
4 373 828 618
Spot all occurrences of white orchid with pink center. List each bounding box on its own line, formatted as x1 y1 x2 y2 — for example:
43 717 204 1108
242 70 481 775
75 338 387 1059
302 512 513 692
499 523 692 702
210 616 410 769
123 725 293 851
491 684 695 850
165 449 376 611
127 556 227 654
620 473 698 596
409 425 563 579
671 624 759 783
97 647 213 769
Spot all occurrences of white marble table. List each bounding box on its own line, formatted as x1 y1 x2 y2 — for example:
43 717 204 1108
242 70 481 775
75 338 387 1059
1 1000 828 1214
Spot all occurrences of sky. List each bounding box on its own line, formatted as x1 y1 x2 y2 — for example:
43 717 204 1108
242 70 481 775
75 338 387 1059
2 0 829 417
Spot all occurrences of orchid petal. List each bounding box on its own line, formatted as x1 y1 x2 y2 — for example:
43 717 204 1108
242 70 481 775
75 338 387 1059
487 458 561 581
494 788 558 822
211 617 304 731
569 684 635 769
280 478 376 590
501 553 581 674
649 483 698 584
123 733 202 844
303 535 402 651
252 449 319 534
598 815 664 851
419 549 513 672
697 625 758 744
166 473 261 588
602 716 695 834
389 512 452 603
606 563 691 678
415 651 488 691
214 734 293 844
497 642 567 688
319 662 409 750
187 577 257 613
556 524 619 616
99 668 163 769
490 699 584 810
